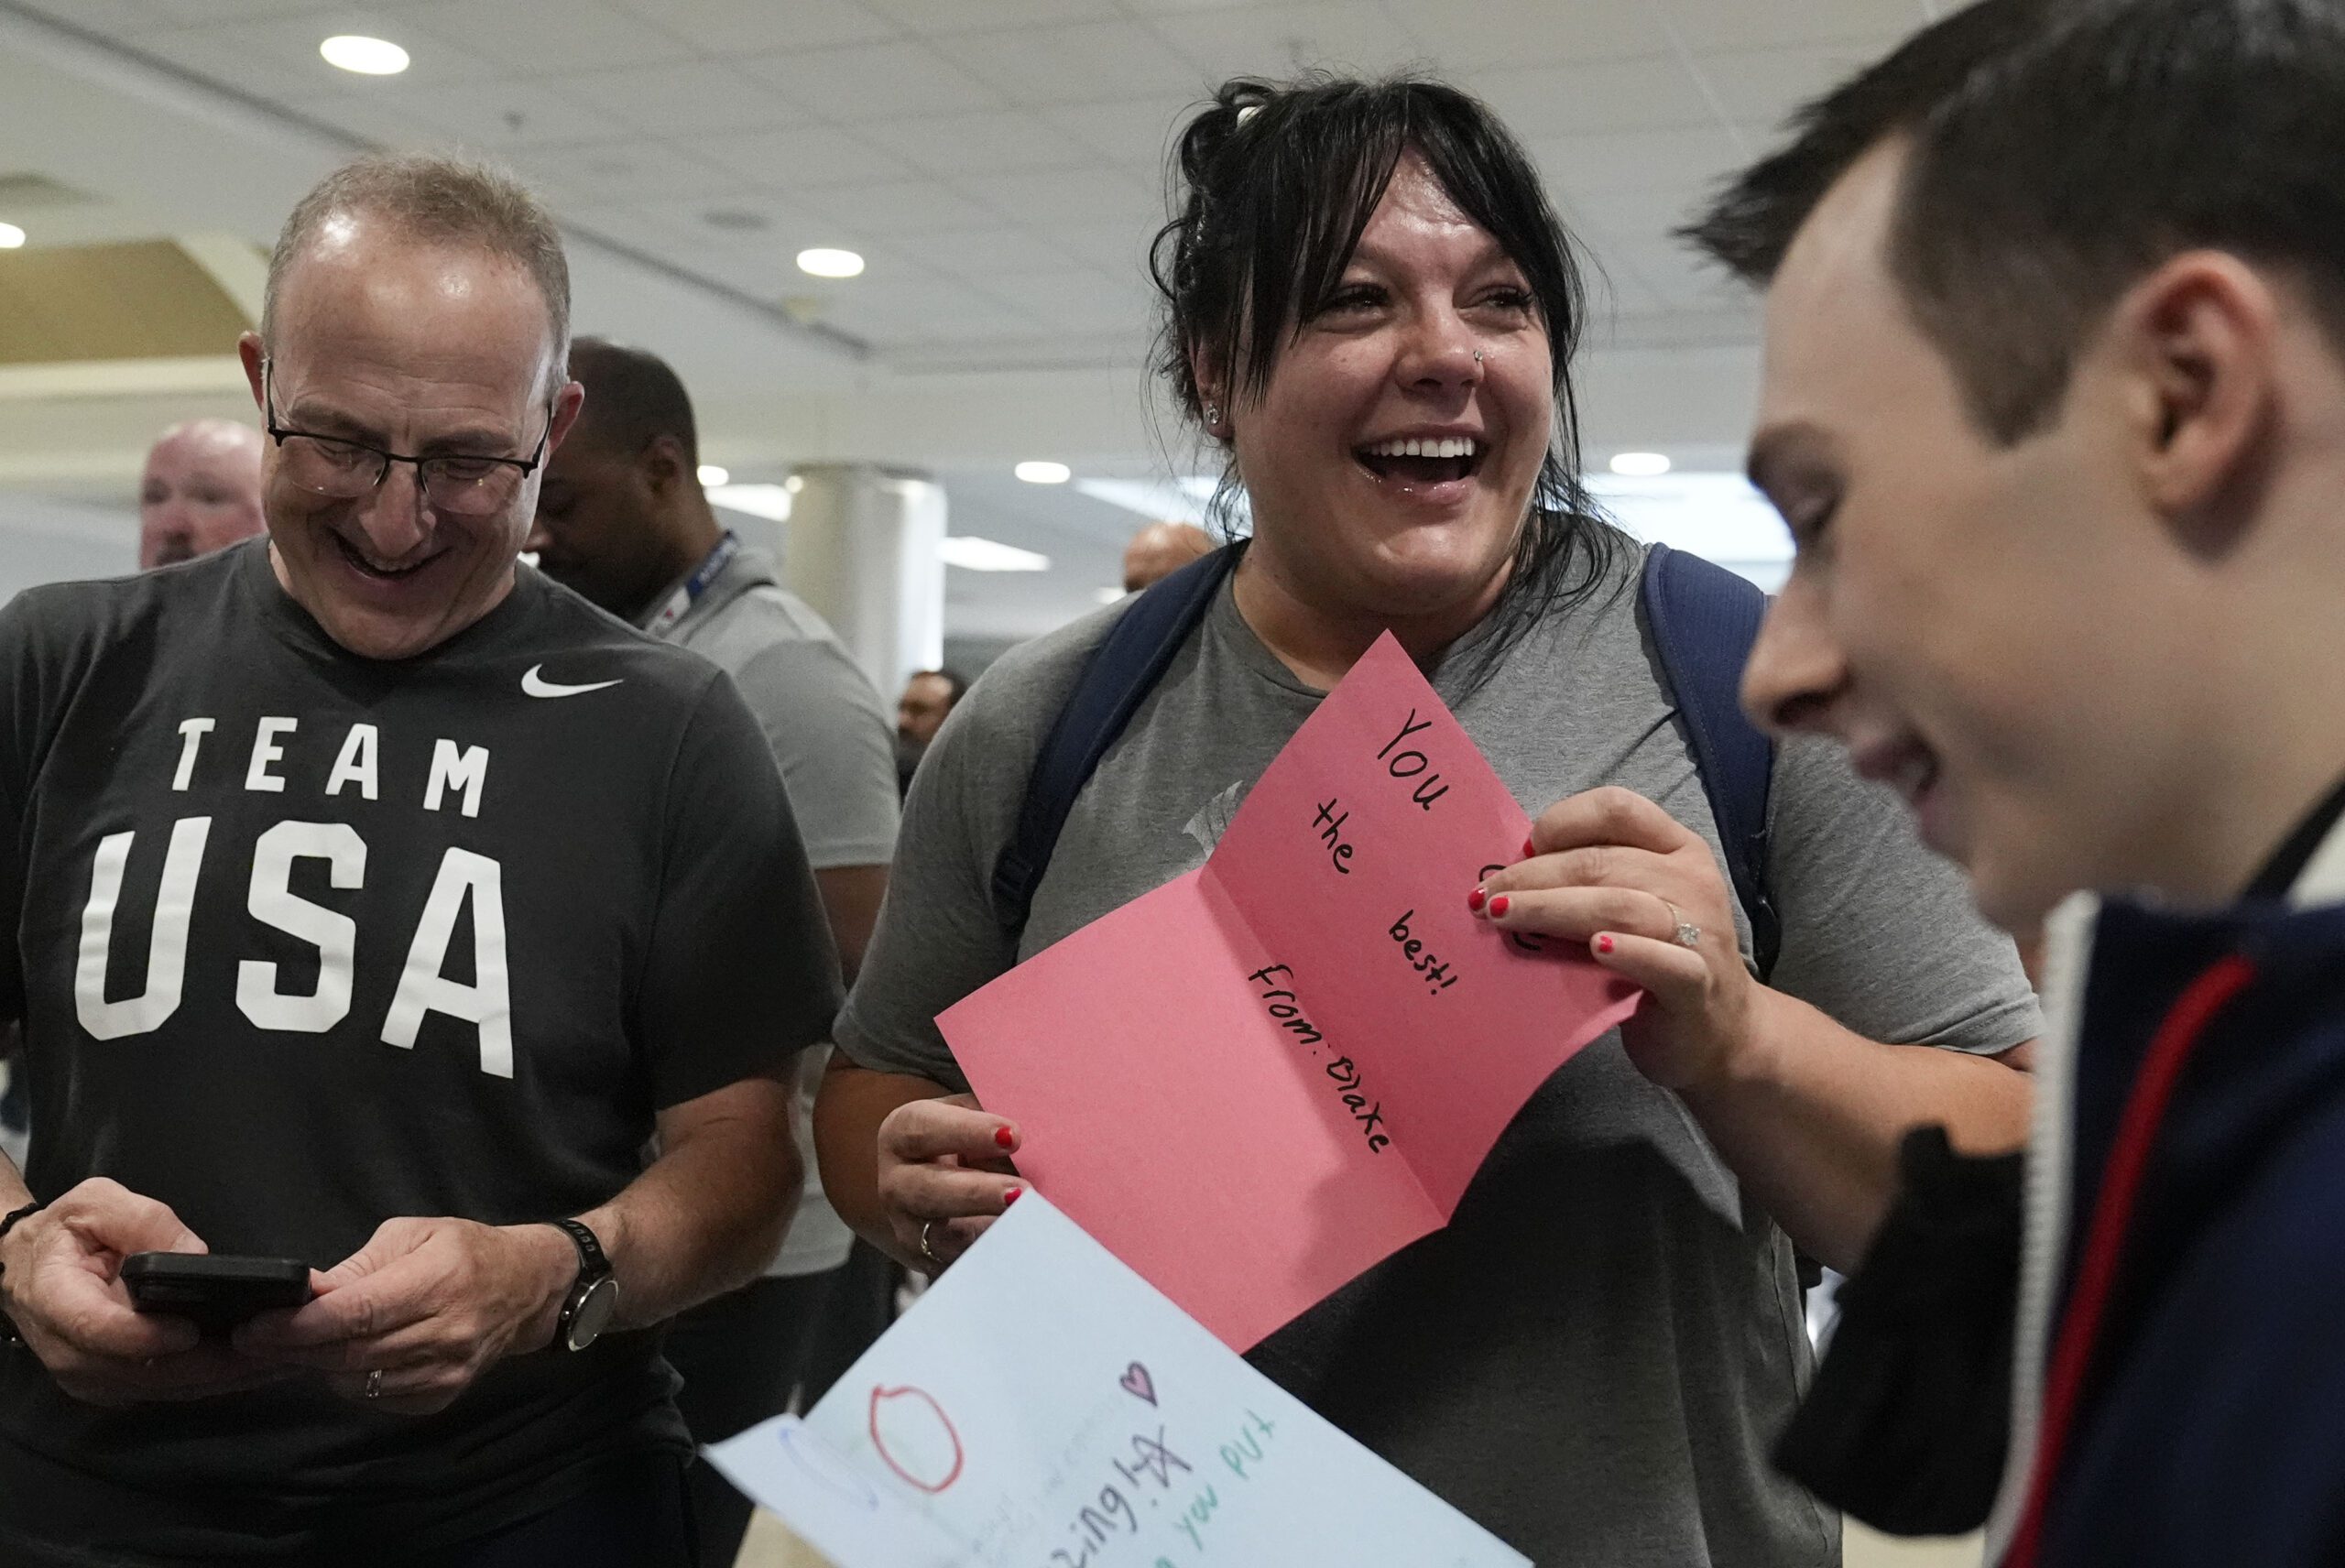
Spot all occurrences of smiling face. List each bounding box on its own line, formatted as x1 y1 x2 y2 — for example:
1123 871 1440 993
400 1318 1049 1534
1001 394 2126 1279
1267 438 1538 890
1221 153 1553 631
1740 140 2243 930
240 218 582 661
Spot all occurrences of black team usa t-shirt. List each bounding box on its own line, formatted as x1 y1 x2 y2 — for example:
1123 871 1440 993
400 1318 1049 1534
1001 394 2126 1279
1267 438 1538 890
0 540 841 1562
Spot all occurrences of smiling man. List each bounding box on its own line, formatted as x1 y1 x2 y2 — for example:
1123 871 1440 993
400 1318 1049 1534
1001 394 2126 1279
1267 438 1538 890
1692 1 2345 1563
0 155 837 1565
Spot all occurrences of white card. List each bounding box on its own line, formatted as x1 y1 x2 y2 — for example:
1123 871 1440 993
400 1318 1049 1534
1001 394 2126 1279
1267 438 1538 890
704 1195 1529 1568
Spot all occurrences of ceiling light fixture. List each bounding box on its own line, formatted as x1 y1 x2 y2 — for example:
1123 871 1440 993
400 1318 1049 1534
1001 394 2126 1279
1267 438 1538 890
1014 461 1072 485
939 536 1051 572
696 464 730 488
705 484 793 523
796 248 865 279
0 223 23 249
320 35 409 75
1609 452 1673 477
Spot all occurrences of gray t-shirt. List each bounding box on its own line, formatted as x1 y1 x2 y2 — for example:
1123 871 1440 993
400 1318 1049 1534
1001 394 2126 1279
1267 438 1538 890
655 542 900 1277
836 537 2039 1567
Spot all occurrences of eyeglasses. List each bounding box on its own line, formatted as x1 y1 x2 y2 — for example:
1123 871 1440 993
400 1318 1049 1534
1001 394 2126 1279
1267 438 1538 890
262 359 553 519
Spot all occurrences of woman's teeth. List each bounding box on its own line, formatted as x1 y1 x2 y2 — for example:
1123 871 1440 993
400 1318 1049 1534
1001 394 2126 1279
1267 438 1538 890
1361 436 1479 460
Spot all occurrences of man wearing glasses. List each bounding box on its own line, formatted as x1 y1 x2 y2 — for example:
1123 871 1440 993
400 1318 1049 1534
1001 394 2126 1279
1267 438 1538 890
0 155 835 1566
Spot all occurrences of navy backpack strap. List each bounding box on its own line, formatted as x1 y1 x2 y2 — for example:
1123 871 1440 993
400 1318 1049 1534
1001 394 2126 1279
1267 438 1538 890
1640 543 1782 981
992 544 1241 937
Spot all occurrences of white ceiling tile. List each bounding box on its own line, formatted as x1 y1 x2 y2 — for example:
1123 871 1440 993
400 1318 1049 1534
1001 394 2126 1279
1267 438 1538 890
1532 125 1744 197
980 268 1153 334
907 226 1079 278
1469 56 1717 141
357 80 622 148
948 20 1211 106
1044 219 1163 278
1659 0 1928 52
605 0 900 54
540 61 810 139
510 139 740 204
793 180 1001 235
392 0 694 78
696 125 916 190
1393 0 1667 71
858 0 1125 29
854 110 1094 177
120 16 495 101
734 39 1005 121
1690 38 1903 129
963 167 1159 227
1147 3 1431 84
820 277 1038 343
1041 96 1202 171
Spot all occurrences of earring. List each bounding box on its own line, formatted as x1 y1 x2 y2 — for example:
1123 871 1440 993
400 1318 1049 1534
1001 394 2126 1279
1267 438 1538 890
1204 403 1221 427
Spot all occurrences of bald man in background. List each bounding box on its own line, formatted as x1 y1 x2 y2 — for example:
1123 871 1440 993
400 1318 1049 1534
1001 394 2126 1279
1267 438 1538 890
1121 519 1214 593
136 419 264 569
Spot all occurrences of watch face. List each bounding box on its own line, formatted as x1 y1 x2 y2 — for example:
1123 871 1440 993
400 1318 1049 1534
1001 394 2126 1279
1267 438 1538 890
566 1277 620 1351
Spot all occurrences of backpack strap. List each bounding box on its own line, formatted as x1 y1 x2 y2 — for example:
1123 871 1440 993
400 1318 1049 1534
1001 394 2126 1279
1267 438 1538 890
992 544 1242 937
1640 543 1782 981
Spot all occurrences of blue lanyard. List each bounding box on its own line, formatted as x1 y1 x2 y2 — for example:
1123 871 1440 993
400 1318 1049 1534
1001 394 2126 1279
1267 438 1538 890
647 530 740 637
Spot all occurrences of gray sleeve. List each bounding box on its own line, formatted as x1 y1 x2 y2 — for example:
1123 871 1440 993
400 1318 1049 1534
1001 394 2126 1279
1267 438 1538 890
1762 735 2043 1053
830 690 1019 1093
728 639 900 871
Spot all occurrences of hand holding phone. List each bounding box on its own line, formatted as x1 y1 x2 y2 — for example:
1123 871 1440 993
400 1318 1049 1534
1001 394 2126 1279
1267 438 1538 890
123 1252 312 1334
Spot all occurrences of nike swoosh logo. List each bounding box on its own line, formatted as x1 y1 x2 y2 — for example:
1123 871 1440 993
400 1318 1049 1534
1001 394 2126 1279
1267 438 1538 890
522 663 622 699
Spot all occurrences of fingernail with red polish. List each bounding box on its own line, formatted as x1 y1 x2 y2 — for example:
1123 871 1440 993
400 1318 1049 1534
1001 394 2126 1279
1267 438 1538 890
1467 887 1487 913
1489 895 1511 918
994 1127 1017 1150
1002 1186 1022 1207
1521 836 1536 858
1597 934 1616 955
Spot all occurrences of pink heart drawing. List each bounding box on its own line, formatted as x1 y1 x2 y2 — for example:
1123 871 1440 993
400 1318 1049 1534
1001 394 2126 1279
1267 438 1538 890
1119 1362 1157 1406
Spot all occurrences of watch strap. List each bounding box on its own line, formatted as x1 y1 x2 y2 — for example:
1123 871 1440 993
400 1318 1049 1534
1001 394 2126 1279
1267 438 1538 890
551 1217 612 1284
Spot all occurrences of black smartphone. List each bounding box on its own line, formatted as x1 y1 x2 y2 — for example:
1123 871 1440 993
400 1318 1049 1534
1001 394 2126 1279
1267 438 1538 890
121 1253 312 1333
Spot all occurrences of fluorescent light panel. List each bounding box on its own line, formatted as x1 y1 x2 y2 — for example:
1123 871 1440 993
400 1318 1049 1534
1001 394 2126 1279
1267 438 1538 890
939 536 1050 572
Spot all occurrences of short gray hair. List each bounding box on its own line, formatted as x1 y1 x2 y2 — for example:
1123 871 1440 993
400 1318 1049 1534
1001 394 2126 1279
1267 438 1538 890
262 152 571 367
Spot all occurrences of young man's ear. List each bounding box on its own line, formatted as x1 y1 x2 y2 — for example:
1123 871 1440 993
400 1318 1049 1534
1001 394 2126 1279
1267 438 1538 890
640 433 694 496
2110 250 2283 552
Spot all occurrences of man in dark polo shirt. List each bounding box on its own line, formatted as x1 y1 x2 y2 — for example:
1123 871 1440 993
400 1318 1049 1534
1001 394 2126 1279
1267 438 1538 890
0 153 834 1566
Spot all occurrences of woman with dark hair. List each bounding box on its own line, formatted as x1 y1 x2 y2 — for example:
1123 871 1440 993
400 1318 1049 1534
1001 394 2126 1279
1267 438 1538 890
816 76 2040 1563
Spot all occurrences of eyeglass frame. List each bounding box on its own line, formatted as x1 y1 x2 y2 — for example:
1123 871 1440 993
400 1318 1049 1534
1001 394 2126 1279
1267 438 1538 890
260 357 557 510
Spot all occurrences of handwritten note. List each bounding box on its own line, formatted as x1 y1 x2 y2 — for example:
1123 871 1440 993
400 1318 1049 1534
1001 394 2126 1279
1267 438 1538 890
706 1194 1528 1568
941 633 1641 1351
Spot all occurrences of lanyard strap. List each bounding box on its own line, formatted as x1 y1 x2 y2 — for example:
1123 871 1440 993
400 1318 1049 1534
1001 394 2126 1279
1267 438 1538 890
646 530 740 638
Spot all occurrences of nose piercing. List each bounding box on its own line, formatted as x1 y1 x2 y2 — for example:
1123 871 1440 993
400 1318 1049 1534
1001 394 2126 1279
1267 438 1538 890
1473 350 1485 364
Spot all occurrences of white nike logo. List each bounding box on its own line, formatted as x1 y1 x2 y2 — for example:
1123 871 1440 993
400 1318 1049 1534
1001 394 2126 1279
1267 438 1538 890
521 663 622 699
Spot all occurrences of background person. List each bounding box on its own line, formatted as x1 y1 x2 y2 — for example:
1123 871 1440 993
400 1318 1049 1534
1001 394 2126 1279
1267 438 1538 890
893 666 965 796
136 417 265 569
531 336 900 1568
0 153 834 1567
1121 518 1214 592
816 76 2040 1565
1694 1 2345 1563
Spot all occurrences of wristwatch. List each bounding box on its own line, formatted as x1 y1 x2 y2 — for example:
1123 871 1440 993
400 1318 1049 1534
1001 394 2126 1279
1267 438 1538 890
548 1218 619 1352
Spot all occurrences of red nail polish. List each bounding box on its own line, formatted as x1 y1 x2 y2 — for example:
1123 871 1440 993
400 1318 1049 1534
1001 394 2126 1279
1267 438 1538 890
1597 934 1615 955
1489 895 1511 918
1521 836 1536 858
1467 887 1487 913
994 1127 1016 1150
1002 1186 1022 1207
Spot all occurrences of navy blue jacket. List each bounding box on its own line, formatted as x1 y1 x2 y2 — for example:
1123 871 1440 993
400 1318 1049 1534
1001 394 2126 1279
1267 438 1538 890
2034 895 2345 1565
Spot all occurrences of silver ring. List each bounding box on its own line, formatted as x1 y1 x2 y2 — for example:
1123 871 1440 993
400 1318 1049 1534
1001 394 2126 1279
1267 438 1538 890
919 1220 943 1268
1664 901 1702 950
364 1368 383 1400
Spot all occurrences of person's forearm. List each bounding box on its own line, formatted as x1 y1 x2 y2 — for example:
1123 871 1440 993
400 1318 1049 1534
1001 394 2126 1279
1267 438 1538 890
1678 988 2034 1272
573 1101 802 1331
814 1059 952 1263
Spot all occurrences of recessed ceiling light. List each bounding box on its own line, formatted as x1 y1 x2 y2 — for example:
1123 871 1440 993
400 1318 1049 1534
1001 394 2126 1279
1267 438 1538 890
0 223 22 249
320 35 409 75
939 536 1051 572
796 247 864 279
701 209 769 233
1609 452 1673 477
783 474 804 493
1015 461 1072 485
696 464 730 488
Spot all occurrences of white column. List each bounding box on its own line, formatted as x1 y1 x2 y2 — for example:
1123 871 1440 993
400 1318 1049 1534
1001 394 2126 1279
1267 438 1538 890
781 463 946 695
